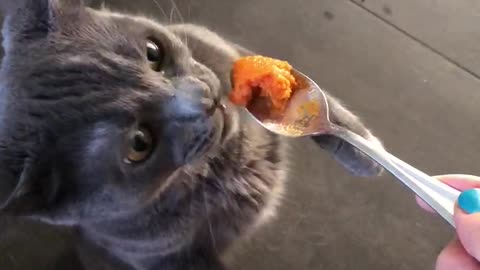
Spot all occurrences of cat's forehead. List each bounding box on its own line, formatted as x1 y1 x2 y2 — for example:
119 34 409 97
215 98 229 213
0 3 190 72
83 8 188 56
0 6 191 96
0 6 191 141
7 9 182 58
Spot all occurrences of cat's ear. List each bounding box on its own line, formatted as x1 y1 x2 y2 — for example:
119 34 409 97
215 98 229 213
1 0 84 42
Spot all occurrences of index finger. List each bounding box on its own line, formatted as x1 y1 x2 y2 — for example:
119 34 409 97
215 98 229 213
436 175 480 190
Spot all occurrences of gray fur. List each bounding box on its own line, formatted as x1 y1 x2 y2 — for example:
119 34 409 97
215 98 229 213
0 1 382 269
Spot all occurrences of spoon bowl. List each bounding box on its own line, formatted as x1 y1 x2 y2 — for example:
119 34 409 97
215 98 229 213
247 70 332 137
246 68 460 228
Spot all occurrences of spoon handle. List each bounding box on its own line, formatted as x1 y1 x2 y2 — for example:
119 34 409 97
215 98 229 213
330 125 460 228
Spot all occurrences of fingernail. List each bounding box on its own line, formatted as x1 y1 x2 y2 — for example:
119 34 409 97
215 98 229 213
458 189 480 214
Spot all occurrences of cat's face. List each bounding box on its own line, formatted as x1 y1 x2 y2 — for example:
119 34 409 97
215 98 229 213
0 0 230 225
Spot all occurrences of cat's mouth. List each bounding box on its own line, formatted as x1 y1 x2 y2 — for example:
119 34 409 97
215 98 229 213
205 98 220 116
213 99 237 143
201 96 236 145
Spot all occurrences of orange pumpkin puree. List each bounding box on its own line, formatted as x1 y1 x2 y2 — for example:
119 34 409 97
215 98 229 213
229 56 297 113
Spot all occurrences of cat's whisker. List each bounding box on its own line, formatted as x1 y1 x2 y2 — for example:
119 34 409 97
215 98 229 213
168 0 185 24
202 184 219 255
168 0 188 47
207 159 238 215
151 0 169 22
167 8 187 47
217 174 236 210
169 7 175 24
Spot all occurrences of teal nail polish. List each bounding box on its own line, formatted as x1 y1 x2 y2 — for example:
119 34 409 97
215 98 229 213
458 189 480 214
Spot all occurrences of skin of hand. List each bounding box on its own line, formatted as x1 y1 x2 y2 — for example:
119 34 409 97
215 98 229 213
417 175 480 270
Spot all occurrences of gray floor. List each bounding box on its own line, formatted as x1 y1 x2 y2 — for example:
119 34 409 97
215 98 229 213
1 0 480 269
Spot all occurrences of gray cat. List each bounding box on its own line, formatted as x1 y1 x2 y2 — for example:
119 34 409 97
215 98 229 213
0 1 383 269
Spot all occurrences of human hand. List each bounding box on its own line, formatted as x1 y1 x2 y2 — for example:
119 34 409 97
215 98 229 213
416 175 480 269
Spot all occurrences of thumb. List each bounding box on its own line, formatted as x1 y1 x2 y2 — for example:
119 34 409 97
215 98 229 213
456 188 480 262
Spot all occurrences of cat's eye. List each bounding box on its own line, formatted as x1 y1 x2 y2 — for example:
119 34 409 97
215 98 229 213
146 39 165 72
125 127 153 163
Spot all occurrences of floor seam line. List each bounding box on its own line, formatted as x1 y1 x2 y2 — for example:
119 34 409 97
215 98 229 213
348 0 480 81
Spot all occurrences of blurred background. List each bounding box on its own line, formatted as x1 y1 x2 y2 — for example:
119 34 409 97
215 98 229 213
1 0 480 269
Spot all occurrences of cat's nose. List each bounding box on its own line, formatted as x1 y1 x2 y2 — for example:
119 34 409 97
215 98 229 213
171 76 218 115
162 93 217 165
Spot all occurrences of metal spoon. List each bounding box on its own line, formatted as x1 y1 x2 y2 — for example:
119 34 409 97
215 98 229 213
246 69 460 227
